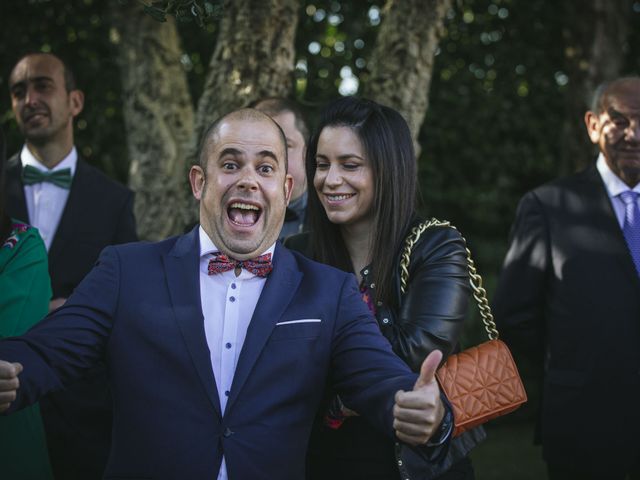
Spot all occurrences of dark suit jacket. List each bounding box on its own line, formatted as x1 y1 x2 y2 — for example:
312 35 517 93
5 153 137 298
4 153 137 479
493 165 640 476
0 228 423 480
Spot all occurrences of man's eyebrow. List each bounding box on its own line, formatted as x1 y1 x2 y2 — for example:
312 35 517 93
10 76 54 90
607 107 625 117
217 147 280 163
218 147 243 158
258 150 280 162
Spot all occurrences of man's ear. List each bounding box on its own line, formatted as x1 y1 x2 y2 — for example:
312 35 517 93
189 165 206 200
284 174 294 206
584 111 601 144
69 89 84 117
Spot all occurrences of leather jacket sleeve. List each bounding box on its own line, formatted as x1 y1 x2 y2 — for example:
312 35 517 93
376 225 471 373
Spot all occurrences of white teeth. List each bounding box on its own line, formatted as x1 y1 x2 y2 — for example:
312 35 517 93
327 194 354 201
230 202 260 211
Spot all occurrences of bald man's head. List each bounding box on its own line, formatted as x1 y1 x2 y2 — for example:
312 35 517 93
586 76 640 187
198 109 288 172
189 107 294 259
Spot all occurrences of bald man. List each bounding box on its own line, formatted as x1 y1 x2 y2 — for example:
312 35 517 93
0 109 451 480
493 77 640 479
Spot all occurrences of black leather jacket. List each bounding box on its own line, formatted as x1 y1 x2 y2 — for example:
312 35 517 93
286 220 485 478
366 223 470 371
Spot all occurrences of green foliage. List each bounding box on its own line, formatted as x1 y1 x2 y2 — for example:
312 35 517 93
295 1 380 108
0 0 128 182
1 0 639 272
134 0 224 26
419 0 568 245
418 0 640 287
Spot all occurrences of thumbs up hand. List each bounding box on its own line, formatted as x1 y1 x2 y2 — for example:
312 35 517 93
393 350 445 446
0 360 22 412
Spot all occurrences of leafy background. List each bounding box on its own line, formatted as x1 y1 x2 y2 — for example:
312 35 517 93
2 1 640 477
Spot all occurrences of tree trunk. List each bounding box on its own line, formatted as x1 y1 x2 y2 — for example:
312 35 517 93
561 0 632 173
194 0 299 145
363 0 452 152
111 1 196 240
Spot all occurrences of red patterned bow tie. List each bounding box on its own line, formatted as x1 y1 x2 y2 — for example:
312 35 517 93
208 252 273 277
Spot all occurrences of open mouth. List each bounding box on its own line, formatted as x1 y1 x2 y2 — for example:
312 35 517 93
227 202 262 226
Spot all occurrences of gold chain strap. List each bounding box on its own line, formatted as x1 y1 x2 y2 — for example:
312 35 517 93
399 218 499 341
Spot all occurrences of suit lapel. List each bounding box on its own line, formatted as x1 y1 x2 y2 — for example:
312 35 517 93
164 227 222 418
5 155 29 223
225 243 302 414
579 166 640 289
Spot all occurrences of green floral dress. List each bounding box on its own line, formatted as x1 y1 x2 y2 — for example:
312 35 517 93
0 221 53 480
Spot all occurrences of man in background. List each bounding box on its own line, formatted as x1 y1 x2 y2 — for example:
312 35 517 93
493 77 640 479
5 52 137 479
253 97 309 239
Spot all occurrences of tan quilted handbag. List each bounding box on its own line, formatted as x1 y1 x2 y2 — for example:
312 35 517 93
400 219 527 437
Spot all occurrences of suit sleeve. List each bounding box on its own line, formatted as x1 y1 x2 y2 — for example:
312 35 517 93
113 189 138 244
0 246 121 411
492 191 549 363
328 275 418 437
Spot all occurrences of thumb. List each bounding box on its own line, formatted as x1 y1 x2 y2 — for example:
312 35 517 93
413 350 442 390
13 363 23 376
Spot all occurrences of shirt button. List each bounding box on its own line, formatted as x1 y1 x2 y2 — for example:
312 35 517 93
370 283 376 288
231 283 236 289
229 296 236 302
225 390 230 397
223 427 233 438
382 318 390 324
363 269 369 275
225 342 232 349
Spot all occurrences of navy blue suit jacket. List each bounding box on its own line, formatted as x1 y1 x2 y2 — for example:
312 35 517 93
0 227 420 479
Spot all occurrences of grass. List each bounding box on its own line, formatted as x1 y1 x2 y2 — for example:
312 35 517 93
470 420 547 480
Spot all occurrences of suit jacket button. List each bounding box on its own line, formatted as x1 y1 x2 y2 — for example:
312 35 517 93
223 427 233 438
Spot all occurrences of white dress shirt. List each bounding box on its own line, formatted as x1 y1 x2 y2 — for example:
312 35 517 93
198 227 274 480
21 145 77 250
597 153 640 228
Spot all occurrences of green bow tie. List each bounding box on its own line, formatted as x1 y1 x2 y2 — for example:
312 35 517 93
21 165 73 189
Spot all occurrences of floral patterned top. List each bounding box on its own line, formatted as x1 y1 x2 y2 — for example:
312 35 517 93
2 221 29 249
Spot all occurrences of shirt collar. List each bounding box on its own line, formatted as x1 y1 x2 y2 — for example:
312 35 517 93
20 145 78 176
198 225 276 259
596 153 640 197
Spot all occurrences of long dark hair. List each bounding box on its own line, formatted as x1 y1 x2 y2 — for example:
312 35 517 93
0 128 11 243
306 97 417 306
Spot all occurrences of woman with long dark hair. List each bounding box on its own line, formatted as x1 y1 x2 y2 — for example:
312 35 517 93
286 97 484 479
0 128 54 479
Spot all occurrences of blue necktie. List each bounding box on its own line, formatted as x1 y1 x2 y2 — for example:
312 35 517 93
619 191 640 276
